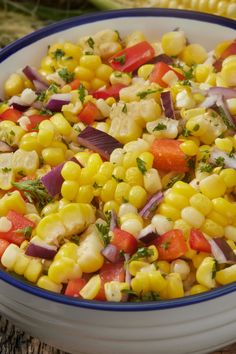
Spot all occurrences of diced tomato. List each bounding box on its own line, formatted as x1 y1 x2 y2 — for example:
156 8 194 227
189 228 211 253
69 78 81 90
149 62 184 87
109 41 155 72
95 261 125 301
214 39 236 72
65 277 87 297
78 102 101 125
0 239 10 258
27 114 50 131
92 84 127 100
0 108 22 122
150 138 189 173
0 210 35 246
153 229 187 261
111 228 138 254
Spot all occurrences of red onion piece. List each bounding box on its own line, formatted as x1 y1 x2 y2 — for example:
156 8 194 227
41 157 80 196
208 238 236 264
209 148 236 170
46 93 71 112
8 96 29 111
25 242 57 260
0 141 14 152
32 101 44 110
77 126 123 160
33 79 49 92
138 225 158 244
101 244 121 263
147 54 174 65
208 87 236 99
23 66 49 87
200 95 218 109
139 191 164 219
160 91 175 119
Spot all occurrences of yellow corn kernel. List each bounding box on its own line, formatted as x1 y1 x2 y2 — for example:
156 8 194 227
112 166 125 182
129 261 150 276
37 128 54 147
166 273 184 299
181 206 205 228
104 281 130 302
100 179 117 203
58 198 70 210
184 242 197 259
75 185 94 204
190 284 209 295
0 191 26 216
86 153 103 175
91 78 107 90
48 257 82 284
114 182 131 204
192 252 208 269
95 64 113 82
125 30 146 47
221 62 236 87
195 64 212 83
172 181 196 198
144 168 162 194
128 185 147 209
20 133 42 153
186 116 208 137
180 140 198 156
14 253 30 275
201 219 224 237
63 42 81 60
216 264 236 285
226 239 236 250
215 137 233 153
120 213 143 236
199 174 226 199
162 30 186 56
1 244 20 270
50 113 72 136
123 152 140 169
103 200 119 214
173 219 191 239
165 191 189 210
74 65 94 81
170 259 190 281
148 270 167 293
124 167 143 187
196 257 216 289
78 167 94 186
94 162 114 186
147 245 158 263
156 260 170 274
214 40 232 58
158 203 181 221
220 168 236 188
61 161 81 181
80 275 101 300
138 152 154 170
227 98 236 116
54 242 78 262
42 147 65 167
41 55 56 72
189 193 212 216
4 73 25 97
37 275 62 293
181 44 208 65
138 64 154 80
212 198 236 219
131 272 150 294
24 258 43 283
225 226 236 242
61 180 79 201
80 54 102 70
109 71 132 86
37 213 66 243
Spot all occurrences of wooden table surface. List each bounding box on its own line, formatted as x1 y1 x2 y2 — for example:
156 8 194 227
0 315 235 354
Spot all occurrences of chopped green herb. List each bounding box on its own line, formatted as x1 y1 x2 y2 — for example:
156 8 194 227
36 91 46 102
87 37 95 49
114 72 122 78
70 235 80 245
165 174 184 189
218 106 235 129
96 223 111 247
16 226 33 240
112 174 123 183
182 128 191 137
48 83 59 94
199 163 214 173
9 130 15 136
136 157 147 175
53 49 65 60
137 88 162 99
153 123 167 131
183 64 196 80
17 170 26 177
122 103 127 113
193 124 200 132
1 167 11 173
58 68 75 84
228 148 235 158
115 30 122 41
121 289 161 302
129 247 154 263
122 197 129 203
214 156 225 168
113 54 126 65
187 158 195 169
161 241 170 250
212 260 217 279
181 79 191 86
78 83 86 103
93 182 102 189
84 51 93 55
39 108 52 116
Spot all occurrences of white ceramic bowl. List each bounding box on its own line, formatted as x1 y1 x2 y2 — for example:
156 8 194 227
0 9 236 354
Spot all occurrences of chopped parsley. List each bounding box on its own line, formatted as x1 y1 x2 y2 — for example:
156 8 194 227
96 223 111 247
39 108 52 116
70 235 80 245
122 103 127 113
52 48 65 60
122 289 161 302
36 91 46 102
1 167 11 173
87 37 95 49
48 83 59 94
114 72 122 78
58 68 75 84
214 156 225 168
199 163 214 173
165 174 184 189
218 106 235 130
16 226 33 240
161 241 170 250
136 157 147 175
78 83 86 103
137 88 162 99
153 123 167 131
182 128 191 137
193 124 200 132
129 247 154 262
228 148 235 158
9 130 15 136
113 54 126 65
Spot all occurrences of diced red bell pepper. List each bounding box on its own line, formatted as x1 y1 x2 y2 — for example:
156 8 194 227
109 41 155 72
150 138 189 173
27 114 50 131
95 261 125 301
111 228 138 254
214 39 236 72
0 239 10 258
189 228 211 253
0 210 35 246
0 108 22 122
78 101 101 125
92 84 127 100
149 62 184 87
65 277 87 297
69 78 81 90
153 229 187 261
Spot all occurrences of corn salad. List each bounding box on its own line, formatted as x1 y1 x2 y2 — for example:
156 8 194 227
0 28 236 303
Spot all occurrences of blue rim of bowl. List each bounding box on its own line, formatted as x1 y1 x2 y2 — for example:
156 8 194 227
0 8 236 311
